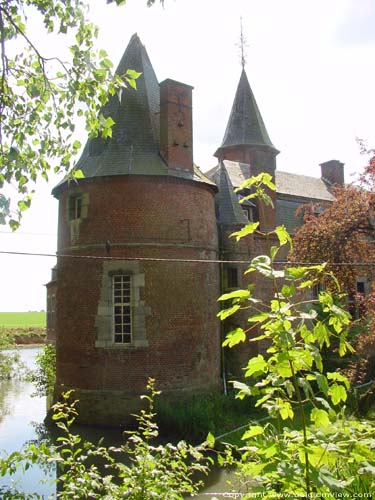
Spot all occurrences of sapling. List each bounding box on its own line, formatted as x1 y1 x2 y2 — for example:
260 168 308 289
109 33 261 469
217 173 375 497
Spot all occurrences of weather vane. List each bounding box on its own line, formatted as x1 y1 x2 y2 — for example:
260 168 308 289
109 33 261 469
237 17 248 69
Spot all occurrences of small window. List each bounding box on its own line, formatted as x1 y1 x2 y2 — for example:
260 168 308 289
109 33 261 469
312 283 326 299
69 195 82 221
356 281 365 295
242 206 253 221
227 268 239 288
113 275 132 344
47 294 56 330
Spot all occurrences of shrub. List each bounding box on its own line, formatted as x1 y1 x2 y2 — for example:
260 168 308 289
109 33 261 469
27 343 56 397
215 173 375 496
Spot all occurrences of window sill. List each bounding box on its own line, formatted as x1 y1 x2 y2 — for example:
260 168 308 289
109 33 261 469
95 339 149 349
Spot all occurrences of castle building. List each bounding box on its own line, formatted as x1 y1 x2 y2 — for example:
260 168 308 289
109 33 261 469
47 34 344 425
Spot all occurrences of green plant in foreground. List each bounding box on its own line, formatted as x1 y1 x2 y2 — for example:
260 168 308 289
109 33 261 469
26 343 56 397
0 379 211 499
0 329 22 380
217 173 375 498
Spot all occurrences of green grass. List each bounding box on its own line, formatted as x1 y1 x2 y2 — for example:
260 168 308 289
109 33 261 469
0 311 46 328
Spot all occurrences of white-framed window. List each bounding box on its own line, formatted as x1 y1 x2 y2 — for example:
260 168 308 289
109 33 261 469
95 261 150 349
113 274 132 344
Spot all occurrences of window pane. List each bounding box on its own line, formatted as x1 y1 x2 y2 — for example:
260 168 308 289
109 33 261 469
227 268 238 288
112 274 132 344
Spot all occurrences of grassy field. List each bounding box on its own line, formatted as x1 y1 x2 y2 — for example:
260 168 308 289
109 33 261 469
0 311 46 328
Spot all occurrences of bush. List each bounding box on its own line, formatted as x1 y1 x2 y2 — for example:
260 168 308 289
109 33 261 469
26 343 56 397
0 379 212 499
0 330 22 380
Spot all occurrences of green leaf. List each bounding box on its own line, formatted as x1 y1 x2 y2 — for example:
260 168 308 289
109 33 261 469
260 192 274 207
247 312 269 323
7 147 19 161
328 383 347 405
242 425 264 440
316 373 329 395
314 321 330 348
239 172 275 191
217 304 240 320
327 372 350 389
231 380 251 396
244 355 268 377
73 169 85 179
270 245 279 261
126 69 142 80
205 432 215 448
339 339 355 357
230 222 259 241
278 399 294 420
310 408 330 428
272 355 293 378
251 255 271 275
218 289 249 301
222 328 246 348
285 264 325 280
105 116 115 128
281 283 296 298
275 225 292 247
125 76 137 89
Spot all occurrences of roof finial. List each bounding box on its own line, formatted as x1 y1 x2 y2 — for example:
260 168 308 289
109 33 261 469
237 17 248 69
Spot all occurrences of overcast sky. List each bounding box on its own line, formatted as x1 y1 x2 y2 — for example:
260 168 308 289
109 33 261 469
1 0 375 312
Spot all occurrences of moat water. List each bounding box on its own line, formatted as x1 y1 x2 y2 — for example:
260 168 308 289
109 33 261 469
0 347 240 499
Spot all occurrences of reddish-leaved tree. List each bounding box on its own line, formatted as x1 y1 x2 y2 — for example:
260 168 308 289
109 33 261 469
291 153 375 294
291 152 375 396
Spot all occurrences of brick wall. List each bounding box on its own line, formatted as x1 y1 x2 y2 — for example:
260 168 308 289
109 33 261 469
54 175 221 425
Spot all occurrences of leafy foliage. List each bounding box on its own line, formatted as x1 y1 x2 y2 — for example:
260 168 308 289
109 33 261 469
217 174 375 496
0 379 211 499
0 0 146 228
291 151 375 294
0 329 23 379
26 343 56 397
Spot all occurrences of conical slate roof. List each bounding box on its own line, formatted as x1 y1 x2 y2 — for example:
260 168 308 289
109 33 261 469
52 34 216 196
72 33 167 179
216 69 277 155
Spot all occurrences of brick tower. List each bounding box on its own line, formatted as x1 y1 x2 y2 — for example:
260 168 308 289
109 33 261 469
207 68 279 375
51 34 221 426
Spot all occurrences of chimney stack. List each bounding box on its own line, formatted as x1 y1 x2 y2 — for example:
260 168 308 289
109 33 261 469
320 159 345 186
160 79 194 173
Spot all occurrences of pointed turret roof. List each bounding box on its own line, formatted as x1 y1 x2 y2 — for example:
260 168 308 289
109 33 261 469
72 33 167 179
215 69 278 156
52 34 216 196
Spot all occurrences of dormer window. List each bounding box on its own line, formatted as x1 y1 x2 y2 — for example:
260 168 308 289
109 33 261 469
242 206 253 221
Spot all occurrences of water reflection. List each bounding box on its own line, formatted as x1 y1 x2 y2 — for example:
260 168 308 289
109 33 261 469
0 347 240 499
0 347 55 497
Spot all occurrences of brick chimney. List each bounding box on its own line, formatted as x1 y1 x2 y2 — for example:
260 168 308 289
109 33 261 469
160 79 193 172
320 159 345 186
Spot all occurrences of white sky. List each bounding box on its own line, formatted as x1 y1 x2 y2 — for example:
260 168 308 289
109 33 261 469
1 0 375 312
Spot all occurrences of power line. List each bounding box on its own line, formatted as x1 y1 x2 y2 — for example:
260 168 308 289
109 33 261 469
0 230 56 236
1 249 375 267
